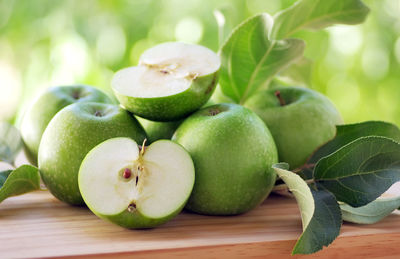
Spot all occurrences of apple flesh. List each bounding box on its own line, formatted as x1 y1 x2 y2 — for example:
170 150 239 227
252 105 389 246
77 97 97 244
172 103 278 215
244 86 343 169
79 138 195 228
112 42 220 121
38 102 146 205
20 85 113 165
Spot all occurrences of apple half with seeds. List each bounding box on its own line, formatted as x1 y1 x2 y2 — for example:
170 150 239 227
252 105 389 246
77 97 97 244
78 137 195 229
112 42 220 121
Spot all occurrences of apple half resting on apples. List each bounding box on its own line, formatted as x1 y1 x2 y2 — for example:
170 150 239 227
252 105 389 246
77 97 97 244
111 42 220 121
78 137 195 228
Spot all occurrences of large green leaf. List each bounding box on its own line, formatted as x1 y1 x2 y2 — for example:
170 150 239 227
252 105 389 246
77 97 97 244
219 13 305 104
273 163 341 255
0 165 41 203
314 136 400 207
340 196 400 224
276 56 313 87
272 0 370 39
0 122 23 164
300 121 400 180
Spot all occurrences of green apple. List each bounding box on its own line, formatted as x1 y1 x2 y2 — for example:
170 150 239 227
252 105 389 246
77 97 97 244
210 84 235 104
79 137 194 228
112 42 220 121
136 117 182 143
38 102 146 205
20 85 113 165
172 103 278 215
244 86 343 169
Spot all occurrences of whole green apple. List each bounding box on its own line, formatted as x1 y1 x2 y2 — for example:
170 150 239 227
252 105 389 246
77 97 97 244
172 103 278 215
79 138 195 228
136 116 182 143
38 102 146 205
244 86 343 169
20 85 113 165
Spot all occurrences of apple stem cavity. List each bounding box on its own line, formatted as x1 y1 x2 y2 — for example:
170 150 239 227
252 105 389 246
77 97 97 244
72 90 81 100
208 108 220 116
94 110 103 117
127 203 136 213
274 90 286 106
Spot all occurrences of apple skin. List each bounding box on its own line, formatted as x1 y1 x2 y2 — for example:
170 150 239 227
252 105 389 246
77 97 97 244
172 103 278 215
20 85 113 165
136 117 182 143
244 86 343 169
95 195 187 229
134 98 219 143
113 71 218 121
105 205 184 229
210 84 235 104
38 102 146 205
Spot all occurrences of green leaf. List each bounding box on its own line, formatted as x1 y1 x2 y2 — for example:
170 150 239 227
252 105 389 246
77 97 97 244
276 56 313 87
0 122 23 164
272 0 370 39
219 13 305 104
0 165 41 203
314 136 400 207
340 196 400 224
0 170 12 186
293 187 341 255
273 163 341 255
300 121 400 180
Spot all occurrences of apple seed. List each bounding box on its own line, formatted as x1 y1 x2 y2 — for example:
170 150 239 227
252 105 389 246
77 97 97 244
123 168 132 179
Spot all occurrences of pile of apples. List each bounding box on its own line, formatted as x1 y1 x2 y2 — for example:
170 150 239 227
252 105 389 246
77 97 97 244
20 42 342 228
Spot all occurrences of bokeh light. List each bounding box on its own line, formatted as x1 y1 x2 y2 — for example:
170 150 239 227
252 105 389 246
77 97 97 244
0 0 399 127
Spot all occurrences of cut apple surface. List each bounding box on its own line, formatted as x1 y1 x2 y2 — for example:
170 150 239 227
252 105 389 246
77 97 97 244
78 137 195 228
112 42 220 121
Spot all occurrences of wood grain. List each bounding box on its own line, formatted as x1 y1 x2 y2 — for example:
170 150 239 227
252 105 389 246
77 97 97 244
1 185 399 259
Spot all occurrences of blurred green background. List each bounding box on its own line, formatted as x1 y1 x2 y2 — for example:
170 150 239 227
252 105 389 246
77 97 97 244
1 0 399 126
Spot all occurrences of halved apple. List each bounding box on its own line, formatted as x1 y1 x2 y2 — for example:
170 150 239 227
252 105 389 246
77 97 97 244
112 42 220 121
78 137 195 229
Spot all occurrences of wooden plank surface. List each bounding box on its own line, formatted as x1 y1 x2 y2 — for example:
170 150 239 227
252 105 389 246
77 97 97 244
1 184 400 259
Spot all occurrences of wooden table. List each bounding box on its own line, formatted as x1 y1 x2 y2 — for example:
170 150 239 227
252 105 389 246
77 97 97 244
1 184 399 259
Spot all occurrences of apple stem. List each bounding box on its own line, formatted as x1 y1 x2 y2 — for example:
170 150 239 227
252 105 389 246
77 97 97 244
274 91 286 106
140 139 147 156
